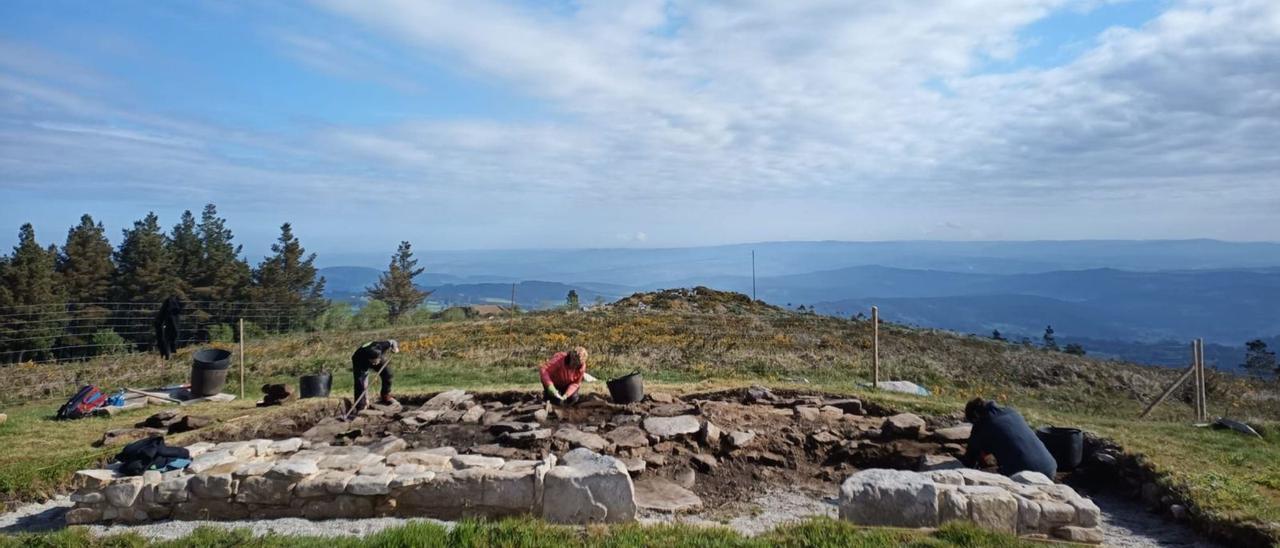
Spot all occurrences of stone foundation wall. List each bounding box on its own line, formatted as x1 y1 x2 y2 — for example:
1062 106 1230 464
66 437 634 525
838 468 1104 544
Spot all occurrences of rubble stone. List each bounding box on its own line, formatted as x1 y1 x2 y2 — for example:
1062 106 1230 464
642 415 701 439
882 413 927 439
542 448 636 524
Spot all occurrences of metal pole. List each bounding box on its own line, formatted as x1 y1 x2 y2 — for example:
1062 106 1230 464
238 318 245 400
511 283 516 315
872 305 880 386
751 250 757 301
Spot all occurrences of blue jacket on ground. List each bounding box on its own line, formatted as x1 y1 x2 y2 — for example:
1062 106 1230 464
964 401 1057 477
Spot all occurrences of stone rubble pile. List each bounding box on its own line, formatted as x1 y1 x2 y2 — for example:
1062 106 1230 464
838 468 1103 544
66 437 635 525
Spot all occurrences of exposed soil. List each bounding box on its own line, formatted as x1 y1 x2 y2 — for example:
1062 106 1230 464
289 386 963 514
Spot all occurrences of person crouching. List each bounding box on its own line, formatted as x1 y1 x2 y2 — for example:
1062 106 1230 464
351 339 398 411
540 347 588 406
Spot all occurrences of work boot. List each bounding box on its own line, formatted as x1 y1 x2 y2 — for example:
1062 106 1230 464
378 395 399 407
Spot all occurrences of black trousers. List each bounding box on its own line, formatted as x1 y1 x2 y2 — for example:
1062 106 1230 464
353 360 393 406
543 386 580 406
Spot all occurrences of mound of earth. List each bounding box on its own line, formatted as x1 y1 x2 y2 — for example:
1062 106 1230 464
611 287 782 315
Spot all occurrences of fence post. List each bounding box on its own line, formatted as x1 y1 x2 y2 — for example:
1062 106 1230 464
1197 338 1208 421
872 306 880 386
239 318 245 400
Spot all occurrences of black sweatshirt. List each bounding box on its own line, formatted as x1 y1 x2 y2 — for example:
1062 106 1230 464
351 340 395 370
964 402 1057 477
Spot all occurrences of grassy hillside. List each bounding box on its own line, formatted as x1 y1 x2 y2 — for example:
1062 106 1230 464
0 288 1276 541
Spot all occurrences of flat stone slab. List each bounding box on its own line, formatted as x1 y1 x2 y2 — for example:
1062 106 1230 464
634 477 702 513
642 415 701 438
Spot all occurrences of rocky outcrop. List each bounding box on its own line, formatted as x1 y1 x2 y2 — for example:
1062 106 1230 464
67 437 636 525
838 468 1103 543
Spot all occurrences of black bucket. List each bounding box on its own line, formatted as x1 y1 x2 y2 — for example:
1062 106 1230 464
190 348 232 397
606 370 645 404
1036 426 1084 472
300 372 332 398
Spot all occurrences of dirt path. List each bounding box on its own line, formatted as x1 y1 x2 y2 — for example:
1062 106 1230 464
1093 493 1221 547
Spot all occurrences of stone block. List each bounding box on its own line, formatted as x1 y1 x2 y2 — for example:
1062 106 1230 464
1053 526 1104 544
267 460 319 480
358 463 391 476
188 450 239 474
320 452 383 471
1070 497 1101 527
65 507 103 525
386 451 454 470
542 448 636 524
70 489 104 504
1010 471 1053 486
303 495 374 520
818 406 844 420
190 474 236 499
104 476 145 507
421 389 469 409
837 469 938 528
1039 500 1076 525
726 431 756 450
398 470 485 510
918 455 964 471
74 469 121 489
937 487 969 523
368 436 408 456
482 469 538 513
795 406 821 421
605 426 649 449
452 454 505 470
881 413 926 439
461 406 486 424
699 421 722 447
933 424 972 442
155 475 191 503
642 416 701 439
390 471 436 489
924 470 965 485
233 461 273 479
267 438 303 456
347 473 393 495
173 499 249 520
295 470 352 497
1017 496 1042 532
236 476 293 505
963 486 1018 534
554 428 611 452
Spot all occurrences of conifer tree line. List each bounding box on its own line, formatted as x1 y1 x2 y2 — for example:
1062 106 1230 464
0 205 327 363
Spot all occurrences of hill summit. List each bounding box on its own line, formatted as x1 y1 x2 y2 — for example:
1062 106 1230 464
611 287 783 315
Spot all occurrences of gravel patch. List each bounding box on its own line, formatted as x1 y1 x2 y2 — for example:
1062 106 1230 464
638 487 837 536
1093 493 1221 547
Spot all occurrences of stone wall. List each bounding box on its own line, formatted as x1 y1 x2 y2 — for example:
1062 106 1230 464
838 468 1103 544
66 438 634 525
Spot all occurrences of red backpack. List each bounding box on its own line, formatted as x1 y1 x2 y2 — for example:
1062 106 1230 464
57 385 106 420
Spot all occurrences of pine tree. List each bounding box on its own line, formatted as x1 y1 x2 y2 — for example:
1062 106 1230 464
114 213 180 303
565 290 580 310
252 223 326 331
196 204 251 304
0 224 64 361
1241 339 1277 378
57 215 116 355
366 241 427 322
58 214 114 304
1042 325 1058 351
991 329 1005 341
168 210 201 298
1063 343 1086 356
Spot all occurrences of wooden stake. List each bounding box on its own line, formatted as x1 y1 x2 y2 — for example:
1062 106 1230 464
872 306 880 386
1191 340 1202 421
1192 338 1203 419
1138 362 1197 419
239 318 246 401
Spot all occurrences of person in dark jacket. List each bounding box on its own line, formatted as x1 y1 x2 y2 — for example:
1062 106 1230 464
153 296 183 359
962 398 1057 477
351 340 398 410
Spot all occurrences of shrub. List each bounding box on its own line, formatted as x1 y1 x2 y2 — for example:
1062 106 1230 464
353 300 390 330
207 324 235 343
90 329 130 356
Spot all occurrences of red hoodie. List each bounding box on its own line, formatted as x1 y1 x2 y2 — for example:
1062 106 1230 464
539 352 584 397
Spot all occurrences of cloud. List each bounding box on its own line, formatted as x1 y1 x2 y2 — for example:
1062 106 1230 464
2 0 1278 245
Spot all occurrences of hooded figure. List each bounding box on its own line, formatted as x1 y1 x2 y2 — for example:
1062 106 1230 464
962 398 1057 477
351 339 399 410
153 296 183 359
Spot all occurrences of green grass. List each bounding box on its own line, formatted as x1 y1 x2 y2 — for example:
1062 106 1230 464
1 307 1277 542
0 518 1034 547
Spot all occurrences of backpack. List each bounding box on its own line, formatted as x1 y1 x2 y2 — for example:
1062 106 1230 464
56 385 106 420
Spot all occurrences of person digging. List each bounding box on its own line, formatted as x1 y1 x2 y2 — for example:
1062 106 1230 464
961 397 1057 478
351 339 399 412
539 346 588 406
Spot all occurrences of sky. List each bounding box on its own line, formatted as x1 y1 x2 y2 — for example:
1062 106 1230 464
1 0 1278 262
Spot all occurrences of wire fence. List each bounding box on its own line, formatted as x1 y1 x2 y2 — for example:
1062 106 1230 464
0 301 325 365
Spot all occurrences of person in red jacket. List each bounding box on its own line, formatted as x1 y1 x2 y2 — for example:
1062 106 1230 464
540 347 588 406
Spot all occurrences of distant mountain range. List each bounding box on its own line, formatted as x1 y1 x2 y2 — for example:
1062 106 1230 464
318 240 1280 370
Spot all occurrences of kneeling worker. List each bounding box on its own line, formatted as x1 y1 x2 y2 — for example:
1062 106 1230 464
352 339 399 411
540 346 588 406
962 397 1057 478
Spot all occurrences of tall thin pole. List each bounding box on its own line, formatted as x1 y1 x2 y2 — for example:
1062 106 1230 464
872 305 880 386
1191 340 1201 421
751 250 757 301
510 283 516 315
238 318 245 400
1198 339 1208 421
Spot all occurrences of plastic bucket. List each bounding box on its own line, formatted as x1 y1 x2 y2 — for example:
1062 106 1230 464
190 348 232 397
300 372 332 398
1036 426 1084 471
606 371 645 404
